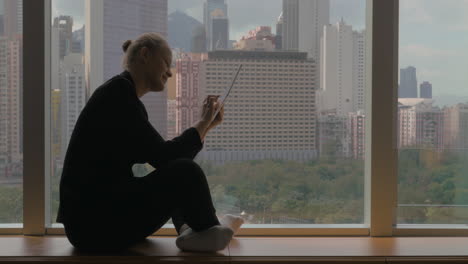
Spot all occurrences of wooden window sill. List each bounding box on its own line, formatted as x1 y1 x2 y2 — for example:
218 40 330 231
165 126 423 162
0 236 468 263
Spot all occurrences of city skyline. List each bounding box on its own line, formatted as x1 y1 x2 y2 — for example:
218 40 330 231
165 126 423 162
52 0 468 105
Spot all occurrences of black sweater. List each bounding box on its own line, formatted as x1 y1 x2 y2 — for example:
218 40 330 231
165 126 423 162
56 71 203 223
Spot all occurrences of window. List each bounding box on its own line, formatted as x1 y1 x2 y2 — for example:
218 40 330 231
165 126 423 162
397 0 468 225
0 0 23 225
13 0 467 237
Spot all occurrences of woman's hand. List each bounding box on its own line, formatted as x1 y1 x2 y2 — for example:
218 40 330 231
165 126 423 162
201 95 223 129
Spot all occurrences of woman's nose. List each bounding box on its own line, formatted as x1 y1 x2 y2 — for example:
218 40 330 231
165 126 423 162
167 69 173 78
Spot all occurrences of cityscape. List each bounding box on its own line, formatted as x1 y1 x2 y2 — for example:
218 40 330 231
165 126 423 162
0 0 468 225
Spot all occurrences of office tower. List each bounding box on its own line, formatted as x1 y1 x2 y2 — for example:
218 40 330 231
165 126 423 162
176 53 206 135
85 0 168 138
319 20 365 116
53 16 73 59
3 0 22 37
420 81 432 99
198 50 316 163
444 103 468 150
191 25 207 53
204 0 227 51
210 9 228 50
276 12 283 50
234 26 275 51
0 35 22 176
398 98 444 149
282 0 329 60
399 66 418 98
60 53 86 160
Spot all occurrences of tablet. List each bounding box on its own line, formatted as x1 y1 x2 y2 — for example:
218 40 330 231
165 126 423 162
214 64 243 117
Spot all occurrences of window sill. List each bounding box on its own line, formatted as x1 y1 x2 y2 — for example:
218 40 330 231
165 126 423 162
0 236 468 263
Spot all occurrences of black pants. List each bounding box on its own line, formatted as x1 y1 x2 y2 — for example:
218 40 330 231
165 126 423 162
63 159 220 252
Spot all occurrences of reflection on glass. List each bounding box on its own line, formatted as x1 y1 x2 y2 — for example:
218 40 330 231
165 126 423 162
398 0 468 224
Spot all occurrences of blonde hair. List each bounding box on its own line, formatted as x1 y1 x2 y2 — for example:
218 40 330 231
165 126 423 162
121 32 169 70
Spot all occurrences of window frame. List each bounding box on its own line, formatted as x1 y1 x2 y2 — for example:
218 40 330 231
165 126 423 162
1 0 467 236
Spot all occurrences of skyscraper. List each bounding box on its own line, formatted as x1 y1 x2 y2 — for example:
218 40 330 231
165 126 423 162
203 0 228 51
210 9 228 50
399 66 418 98
53 16 73 59
60 53 86 161
85 0 169 138
275 12 283 50
319 20 365 116
282 0 329 61
420 81 432 99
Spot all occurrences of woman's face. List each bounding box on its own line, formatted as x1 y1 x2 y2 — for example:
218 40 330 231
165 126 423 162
145 46 172 92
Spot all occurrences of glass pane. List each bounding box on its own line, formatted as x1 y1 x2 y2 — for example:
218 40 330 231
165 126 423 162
398 0 468 224
50 0 367 226
50 0 85 224
0 0 23 224
172 0 366 225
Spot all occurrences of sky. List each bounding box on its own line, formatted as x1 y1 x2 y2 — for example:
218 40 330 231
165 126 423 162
52 0 468 105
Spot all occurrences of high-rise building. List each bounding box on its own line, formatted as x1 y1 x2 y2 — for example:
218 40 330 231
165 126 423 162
349 110 365 159
51 89 62 165
176 53 206 135
210 9 228 50
60 53 86 160
352 30 366 112
3 0 22 37
443 103 468 150
203 0 227 51
0 35 22 174
399 66 418 98
282 0 329 60
53 16 74 59
167 99 177 139
276 12 283 50
318 113 349 158
420 81 432 99
198 50 316 163
85 0 168 138
319 20 365 116
398 98 444 149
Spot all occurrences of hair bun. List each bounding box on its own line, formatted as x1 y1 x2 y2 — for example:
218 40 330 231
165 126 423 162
122 40 132 52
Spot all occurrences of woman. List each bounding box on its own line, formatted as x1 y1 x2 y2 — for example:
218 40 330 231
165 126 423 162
56 33 243 252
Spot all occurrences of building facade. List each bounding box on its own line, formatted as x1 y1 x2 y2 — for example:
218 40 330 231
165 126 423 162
398 98 444 149
176 53 206 135
319 20 365 116
197 50 317 163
